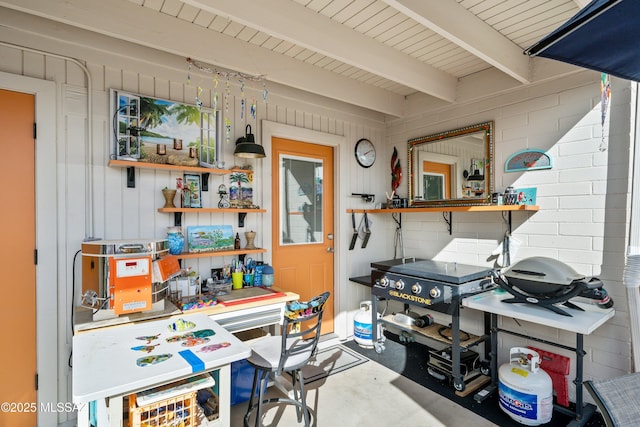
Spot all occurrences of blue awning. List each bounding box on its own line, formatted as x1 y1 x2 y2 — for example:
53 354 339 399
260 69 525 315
525 0 640 82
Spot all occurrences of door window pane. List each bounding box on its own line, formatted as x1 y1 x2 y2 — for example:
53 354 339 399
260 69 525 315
423 173 445 200
280 155 323 245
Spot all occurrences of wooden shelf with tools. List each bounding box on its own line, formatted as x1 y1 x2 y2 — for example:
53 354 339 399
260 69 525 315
346 204 539 235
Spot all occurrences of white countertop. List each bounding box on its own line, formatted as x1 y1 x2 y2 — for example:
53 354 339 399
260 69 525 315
72 313 251 403
462 290 615 335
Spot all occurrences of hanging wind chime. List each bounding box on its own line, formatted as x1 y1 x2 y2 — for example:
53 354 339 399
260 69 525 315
600 73 611 152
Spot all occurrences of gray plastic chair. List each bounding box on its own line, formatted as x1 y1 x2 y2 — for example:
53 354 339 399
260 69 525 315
244 291 330 427
584 373 640 427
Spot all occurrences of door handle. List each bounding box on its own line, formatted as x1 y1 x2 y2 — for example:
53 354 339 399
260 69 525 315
327 247 334 253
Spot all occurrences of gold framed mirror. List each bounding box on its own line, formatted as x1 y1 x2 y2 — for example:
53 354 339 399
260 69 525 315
408 121 494 207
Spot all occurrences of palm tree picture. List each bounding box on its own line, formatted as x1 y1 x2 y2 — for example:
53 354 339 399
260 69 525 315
229 172 250 207
113 90 220 165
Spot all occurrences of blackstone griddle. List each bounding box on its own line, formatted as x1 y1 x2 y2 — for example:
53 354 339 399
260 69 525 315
370 258 495 392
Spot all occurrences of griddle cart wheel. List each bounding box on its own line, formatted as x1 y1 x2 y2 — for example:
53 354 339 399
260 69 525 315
454 381 465 392
374 341 385 354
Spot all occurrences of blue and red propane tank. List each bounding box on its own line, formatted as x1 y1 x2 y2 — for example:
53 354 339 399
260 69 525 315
353 301 380 348
499 347 553 426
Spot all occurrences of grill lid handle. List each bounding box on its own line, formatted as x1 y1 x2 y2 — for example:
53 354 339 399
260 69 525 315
510 269 546 277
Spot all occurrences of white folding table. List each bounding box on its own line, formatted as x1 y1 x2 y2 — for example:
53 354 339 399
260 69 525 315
72 312 250 427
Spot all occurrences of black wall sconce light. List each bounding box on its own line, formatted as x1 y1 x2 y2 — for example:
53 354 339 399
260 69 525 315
234 124 266 158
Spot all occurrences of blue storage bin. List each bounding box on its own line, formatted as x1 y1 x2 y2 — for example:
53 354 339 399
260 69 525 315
231 359 266 406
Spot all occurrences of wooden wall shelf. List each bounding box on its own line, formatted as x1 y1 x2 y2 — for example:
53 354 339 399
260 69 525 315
175 248 267 260
108 159 251 175
346 205 538 214
346 204 539 235
108 159 252 188
158 208 266 214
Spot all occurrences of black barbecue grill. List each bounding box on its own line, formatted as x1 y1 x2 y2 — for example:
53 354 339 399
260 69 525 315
493 256 613 316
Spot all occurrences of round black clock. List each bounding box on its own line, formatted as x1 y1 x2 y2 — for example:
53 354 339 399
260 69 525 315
355 138 376 168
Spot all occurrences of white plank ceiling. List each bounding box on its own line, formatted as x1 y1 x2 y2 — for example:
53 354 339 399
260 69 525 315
1 0 586 117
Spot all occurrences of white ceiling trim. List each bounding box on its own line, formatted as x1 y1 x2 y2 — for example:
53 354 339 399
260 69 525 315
0 0 406 116
382 0 531 84
183 0 457 102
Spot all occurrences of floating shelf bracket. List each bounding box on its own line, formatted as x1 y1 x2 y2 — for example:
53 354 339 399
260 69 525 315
201 173 209 191
443 211 453 235
127 167 135 188
502 211 513 234
174 212 182 227
238 212 247 228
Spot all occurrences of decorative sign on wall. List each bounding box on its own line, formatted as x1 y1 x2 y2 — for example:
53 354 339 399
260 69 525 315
505 149 552 172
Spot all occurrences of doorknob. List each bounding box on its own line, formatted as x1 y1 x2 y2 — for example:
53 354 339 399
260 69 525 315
327 247 334 253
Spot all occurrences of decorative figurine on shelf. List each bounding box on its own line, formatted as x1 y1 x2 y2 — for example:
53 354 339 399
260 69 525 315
162 187 177 208
218 184 230 208
244 230 257 249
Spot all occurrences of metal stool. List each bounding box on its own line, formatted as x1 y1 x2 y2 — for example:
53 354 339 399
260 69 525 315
244 292 330 427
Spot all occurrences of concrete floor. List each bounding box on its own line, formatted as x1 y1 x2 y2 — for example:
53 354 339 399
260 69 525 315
229 351 497 427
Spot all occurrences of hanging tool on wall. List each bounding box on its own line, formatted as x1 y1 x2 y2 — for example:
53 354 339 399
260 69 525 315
392 212 404 259
361 212 371 248
349 212 359 250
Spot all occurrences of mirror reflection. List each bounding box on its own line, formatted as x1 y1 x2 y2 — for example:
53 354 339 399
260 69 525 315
408 121 494 206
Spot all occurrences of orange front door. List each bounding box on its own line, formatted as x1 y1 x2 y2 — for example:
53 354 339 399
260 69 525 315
0 89 37 426
271 137 334 334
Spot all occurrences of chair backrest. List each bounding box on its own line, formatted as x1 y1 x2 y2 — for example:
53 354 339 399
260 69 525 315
277 291 330 375
584 374 640 427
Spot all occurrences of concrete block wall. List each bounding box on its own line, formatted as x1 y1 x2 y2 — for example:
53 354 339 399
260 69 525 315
387 71 634 402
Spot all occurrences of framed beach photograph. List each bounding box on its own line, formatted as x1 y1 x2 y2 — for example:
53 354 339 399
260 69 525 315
184 173 202 208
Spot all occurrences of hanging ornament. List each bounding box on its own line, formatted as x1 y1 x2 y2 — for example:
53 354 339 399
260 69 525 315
225 116 232 144
599 73 611 152
263 83 269 104
212 75 219 111
195 86 203 109
187 62 192 85
251 98 257 120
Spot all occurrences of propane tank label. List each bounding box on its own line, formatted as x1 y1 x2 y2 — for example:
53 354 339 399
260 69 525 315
498 383 553 425
354 321 372 339
511 367 530 378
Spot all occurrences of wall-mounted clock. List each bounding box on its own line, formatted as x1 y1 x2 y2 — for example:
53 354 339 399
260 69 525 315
355 138 376 168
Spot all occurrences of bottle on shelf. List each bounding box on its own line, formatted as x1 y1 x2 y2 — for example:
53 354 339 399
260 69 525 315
234 233 241 250
176 177 183 208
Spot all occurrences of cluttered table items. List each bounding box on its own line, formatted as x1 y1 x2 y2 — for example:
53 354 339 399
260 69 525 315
73 312 250 427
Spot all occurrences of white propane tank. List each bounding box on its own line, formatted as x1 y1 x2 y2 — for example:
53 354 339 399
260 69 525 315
499 347 553 426
353 301 380 348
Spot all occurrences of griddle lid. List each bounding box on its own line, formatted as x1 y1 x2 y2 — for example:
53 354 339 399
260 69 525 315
505 257 584 286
